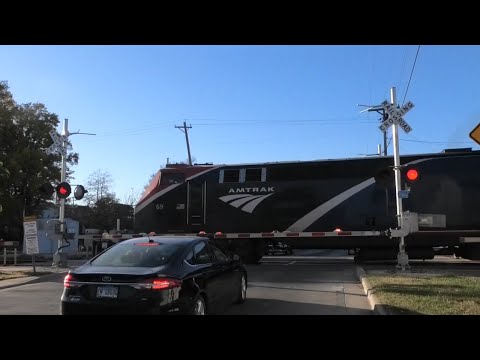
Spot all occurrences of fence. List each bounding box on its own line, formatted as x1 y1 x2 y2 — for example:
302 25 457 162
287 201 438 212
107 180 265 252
2 248 18 266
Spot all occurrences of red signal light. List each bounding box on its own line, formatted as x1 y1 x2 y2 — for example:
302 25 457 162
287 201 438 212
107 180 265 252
56 182 71 199
406 169 419 181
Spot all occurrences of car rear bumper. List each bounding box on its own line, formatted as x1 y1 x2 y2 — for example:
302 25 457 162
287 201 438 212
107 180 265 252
60 286 183 315
60 299 181 315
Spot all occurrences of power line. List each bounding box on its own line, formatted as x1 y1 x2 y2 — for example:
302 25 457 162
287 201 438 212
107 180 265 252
185 117 367 123
95 123 176 136
94 118 377 136
397 45 410 96
387 136 392 148
194 121 377 126
400 138 472 144
387 137 471 147
402 45 421 105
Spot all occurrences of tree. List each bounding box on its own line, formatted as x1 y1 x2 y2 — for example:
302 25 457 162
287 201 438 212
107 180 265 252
84 169 115 206
0 81 79 243
123 188 141 207
88 194 119 231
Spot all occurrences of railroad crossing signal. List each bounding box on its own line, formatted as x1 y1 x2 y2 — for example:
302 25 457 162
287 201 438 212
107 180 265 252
379 100 414 133
56 182 71 199
39 183 55 198
470 122 480 146
74 185 87 200
47 130 67 155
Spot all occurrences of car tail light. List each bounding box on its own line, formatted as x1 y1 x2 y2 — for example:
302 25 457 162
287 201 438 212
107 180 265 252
152 278 182 290
140 278 182 290
64 273 77 288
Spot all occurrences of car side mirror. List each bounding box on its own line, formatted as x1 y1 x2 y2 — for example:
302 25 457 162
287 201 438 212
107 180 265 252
232 254 240 261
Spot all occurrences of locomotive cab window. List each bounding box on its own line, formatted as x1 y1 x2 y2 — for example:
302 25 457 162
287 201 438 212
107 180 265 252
221 169 240 183
160 173 185 185
220 168 266 183
245 168 262 182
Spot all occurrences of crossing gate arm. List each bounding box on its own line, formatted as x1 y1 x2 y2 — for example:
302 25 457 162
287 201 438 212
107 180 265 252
217 231 384 239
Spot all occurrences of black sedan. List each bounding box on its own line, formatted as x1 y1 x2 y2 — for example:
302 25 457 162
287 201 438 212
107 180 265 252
61 236 247 315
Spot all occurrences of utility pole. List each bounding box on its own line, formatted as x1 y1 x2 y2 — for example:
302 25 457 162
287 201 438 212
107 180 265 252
390 87 409 269
175 121 193 165
358 104 388 156
383 116 388 156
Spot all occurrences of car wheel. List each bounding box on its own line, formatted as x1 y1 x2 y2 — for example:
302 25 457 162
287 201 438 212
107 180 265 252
234 273 247 304
191 294 207 315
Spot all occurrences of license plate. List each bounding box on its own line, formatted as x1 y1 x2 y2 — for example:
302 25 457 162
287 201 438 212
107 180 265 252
96 286 118 299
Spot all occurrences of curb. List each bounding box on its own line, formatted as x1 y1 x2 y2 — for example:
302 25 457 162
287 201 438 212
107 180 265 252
355 265 389 315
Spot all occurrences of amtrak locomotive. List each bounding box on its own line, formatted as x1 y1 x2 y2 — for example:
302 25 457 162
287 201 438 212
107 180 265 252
135 148 480 263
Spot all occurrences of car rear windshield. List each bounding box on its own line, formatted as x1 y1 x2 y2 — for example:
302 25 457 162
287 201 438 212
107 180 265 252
91 242 183 267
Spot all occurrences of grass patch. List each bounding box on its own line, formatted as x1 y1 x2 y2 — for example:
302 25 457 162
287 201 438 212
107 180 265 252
366 274 480 315
0 271 52 281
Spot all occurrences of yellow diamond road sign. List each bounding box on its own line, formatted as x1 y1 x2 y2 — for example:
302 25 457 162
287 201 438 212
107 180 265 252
470 122 480 145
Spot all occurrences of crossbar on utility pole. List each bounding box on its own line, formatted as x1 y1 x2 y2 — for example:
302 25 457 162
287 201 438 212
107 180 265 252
175 121 193 165
359 104 388 156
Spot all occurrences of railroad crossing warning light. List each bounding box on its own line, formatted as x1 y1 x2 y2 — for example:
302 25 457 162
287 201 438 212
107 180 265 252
404 168 420 182
56 182 71 199
74 185 87 200
374 167 394 187
39 183 54 198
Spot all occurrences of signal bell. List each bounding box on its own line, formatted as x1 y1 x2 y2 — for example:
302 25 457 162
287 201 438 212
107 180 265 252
74 185 87 200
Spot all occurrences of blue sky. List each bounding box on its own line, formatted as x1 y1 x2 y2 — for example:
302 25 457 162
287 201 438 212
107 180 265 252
1 45 479 203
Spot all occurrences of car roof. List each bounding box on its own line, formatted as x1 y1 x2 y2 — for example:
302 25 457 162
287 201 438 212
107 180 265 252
119 236 206 246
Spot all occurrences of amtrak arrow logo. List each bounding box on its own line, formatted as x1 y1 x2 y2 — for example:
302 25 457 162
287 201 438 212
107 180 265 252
219 193 274 213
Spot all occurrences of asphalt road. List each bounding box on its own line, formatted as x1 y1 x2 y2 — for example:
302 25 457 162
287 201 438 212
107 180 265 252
224 250 372 315
0 274 65 315
0 250 372 315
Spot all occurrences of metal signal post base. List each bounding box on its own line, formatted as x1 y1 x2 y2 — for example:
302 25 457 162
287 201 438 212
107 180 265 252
396 240 410 270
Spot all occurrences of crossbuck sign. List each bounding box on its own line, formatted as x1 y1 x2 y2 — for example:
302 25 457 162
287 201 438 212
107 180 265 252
46 130 67 155
379 100 414 133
